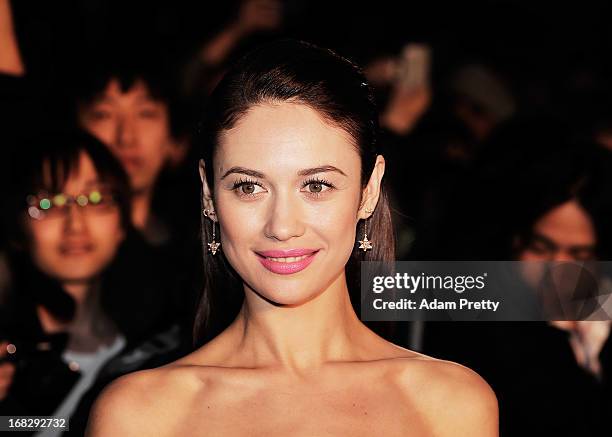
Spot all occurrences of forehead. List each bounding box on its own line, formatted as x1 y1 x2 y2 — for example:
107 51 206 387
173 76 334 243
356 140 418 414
533 200 595 244
216 102 359 177
42 151 102 194
94 78 159 105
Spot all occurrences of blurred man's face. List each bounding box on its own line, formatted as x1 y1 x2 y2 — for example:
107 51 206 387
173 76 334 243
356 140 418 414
78 79 173 195
518 200 597 261
26 152 125 283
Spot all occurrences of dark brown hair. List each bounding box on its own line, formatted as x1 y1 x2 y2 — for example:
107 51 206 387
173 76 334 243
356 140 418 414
5 129 132 248
193 40 395 345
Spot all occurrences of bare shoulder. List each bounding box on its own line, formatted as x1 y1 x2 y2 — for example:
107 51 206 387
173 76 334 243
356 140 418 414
390 353 498 436
85 364 202 437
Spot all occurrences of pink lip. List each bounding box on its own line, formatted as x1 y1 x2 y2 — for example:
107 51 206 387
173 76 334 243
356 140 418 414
255 248 319 275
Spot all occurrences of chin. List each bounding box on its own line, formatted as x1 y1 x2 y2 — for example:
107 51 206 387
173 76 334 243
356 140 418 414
127 175 151 194
57 275 94 284
53 265 104 283
259 290 322 307
247 275 329 307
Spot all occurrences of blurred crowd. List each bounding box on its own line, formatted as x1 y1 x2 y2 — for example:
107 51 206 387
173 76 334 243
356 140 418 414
1 0 612 435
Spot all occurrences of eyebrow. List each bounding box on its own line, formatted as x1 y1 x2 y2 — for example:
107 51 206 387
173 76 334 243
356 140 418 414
530 234 558 250
298 165 347 177
220 167 265 180
220 165 347 180
532 233 596 251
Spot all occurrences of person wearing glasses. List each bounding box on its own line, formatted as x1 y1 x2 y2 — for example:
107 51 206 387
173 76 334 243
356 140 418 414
0 131 183 436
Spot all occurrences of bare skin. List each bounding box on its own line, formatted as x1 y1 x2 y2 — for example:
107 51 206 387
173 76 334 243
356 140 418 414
87 102 497 436
87 315 496 436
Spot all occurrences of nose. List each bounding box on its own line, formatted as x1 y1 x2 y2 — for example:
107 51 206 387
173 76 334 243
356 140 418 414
115 116 136 149
63 204 88 234
263 192 306 242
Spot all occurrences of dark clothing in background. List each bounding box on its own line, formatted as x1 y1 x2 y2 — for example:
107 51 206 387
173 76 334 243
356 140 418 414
66 325 184 436
101 230 196 345
0 231 192 434
423 321 612 436
380 111 477 260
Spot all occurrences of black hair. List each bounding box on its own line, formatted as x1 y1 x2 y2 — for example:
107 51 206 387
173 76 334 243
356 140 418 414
193 39 395 345
4 129 132 248
73 47 188 139
440 118 612 259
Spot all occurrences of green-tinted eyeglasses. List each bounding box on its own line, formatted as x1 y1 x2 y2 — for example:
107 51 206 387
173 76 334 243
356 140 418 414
27 190 117 220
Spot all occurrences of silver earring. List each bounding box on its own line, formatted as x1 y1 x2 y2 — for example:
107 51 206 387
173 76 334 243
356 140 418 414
203 209 220 255
358 208 373 251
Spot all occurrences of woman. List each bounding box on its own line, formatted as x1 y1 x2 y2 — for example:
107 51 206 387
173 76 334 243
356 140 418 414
87 40 497 436
0 131 184 435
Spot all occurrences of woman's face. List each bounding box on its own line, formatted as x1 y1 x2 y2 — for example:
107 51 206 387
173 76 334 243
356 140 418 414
25 151 125 284
204 102 383 305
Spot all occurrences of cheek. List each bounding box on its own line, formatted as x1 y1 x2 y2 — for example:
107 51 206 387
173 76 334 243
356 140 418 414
28 222 62 255
89 214 124 248
216 197 257 260
139 120 172 155
141 143 171 177
83 120 115 145
307 199 358 255
216 192 360 261
26 222 64 273
518 250 546 261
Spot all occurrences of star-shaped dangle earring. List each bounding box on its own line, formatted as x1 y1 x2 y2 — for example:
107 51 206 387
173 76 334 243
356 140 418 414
358 208 374 252
358 234 372 252
208 227 221 255
204 208 221 255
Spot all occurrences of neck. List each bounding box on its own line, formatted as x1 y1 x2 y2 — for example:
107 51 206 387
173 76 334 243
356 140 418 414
38 279 92 334
63 279 117 351
131 189 153 231
62 281 91 308
226 272 373 373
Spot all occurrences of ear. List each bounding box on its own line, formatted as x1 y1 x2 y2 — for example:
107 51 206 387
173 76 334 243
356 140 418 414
358 155 386 220
199 159 217 222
